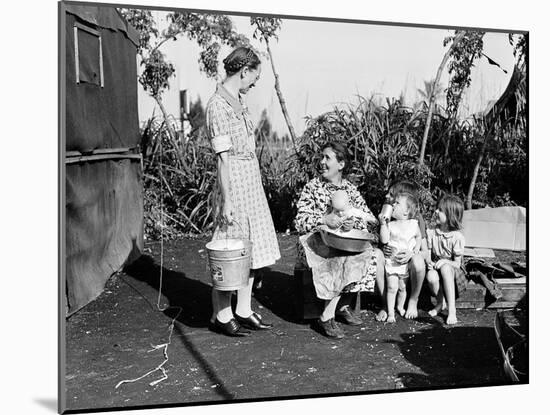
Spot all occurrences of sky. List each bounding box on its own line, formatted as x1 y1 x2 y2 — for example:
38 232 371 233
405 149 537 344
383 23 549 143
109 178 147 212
137 11 517 136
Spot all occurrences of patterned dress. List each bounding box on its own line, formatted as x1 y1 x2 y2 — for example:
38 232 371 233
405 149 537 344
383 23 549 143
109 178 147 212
206 84 280 269
426 228 468 296
294 177 379 293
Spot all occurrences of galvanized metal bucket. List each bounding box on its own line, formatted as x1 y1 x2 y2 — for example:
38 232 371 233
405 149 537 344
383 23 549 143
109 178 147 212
205 221 252 291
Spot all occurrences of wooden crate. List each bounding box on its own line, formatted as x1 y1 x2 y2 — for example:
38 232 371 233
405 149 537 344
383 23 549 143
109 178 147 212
455 277 526 309
293 268 324 320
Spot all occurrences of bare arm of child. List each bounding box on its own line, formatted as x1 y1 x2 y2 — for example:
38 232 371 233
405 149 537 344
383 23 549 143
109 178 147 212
348 187 378 224
380 220 390 244
434 256 462 270
424 230 434 269
413 225 422 254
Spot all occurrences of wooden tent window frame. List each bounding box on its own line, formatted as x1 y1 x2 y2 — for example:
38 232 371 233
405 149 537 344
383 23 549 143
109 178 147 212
73 22 104 87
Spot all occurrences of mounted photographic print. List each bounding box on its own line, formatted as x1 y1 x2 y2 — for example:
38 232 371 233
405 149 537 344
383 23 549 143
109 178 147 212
59 0 528 413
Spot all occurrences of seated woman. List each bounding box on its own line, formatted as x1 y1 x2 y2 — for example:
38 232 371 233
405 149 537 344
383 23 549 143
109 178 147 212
294 141 385 339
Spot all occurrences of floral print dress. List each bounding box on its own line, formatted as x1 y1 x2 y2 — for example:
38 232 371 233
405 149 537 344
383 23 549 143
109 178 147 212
294 177 379 293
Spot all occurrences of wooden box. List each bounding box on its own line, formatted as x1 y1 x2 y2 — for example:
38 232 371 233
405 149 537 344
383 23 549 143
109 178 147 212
293 268 324 320
455 277 526 309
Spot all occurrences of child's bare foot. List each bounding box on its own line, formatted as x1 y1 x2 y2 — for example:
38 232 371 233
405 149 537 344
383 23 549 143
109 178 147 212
376 309 388 322
397 306 406 317
446 309 457 325
428 302 446 317
386 314 396 323
446 314 457 325
404 300 418 319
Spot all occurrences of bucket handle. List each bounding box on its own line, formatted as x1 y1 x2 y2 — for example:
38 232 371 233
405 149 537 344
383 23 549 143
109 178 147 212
219 219 248 250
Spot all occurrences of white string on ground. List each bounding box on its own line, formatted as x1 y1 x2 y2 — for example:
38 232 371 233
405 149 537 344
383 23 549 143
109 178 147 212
115 13 183 388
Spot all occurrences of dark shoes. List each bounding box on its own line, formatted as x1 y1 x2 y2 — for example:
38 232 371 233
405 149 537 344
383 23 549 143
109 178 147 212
336 306 363 326
235 312 273 330
316 318 345 339
210 318 251 337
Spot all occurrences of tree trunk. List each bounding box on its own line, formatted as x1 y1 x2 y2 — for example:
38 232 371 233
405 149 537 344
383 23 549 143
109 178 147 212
156 96 178 144
156 95 188 172
466 133 490 210
264 37 299 154
418 31 466 165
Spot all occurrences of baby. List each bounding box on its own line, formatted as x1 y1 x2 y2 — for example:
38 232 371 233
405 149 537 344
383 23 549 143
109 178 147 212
379 192 422 322
331 190 371 222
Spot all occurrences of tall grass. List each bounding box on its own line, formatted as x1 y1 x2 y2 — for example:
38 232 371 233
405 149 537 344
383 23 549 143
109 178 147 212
141 94 526 239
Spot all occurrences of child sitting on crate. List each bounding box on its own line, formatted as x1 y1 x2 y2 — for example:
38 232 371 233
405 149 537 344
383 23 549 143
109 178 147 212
425 194 467 325
379 192 422 323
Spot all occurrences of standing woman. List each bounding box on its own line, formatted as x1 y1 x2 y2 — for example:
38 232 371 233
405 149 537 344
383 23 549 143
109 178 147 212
205 46 281 337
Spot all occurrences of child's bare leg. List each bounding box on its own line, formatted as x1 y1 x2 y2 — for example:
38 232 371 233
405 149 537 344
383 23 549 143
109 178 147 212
396 278 407 316
426 270 445 317
405 253 426 319
375 249 388 322
440 264 457 324
386 275 399 323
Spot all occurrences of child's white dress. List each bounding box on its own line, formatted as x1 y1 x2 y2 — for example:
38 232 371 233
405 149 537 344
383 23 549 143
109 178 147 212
385 219 420 277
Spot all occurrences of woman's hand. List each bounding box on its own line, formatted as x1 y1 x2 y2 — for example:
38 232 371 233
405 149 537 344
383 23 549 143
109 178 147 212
222 199 234 224
340 217 354 232
324 213 343 230
382 244 396 258
394 249 414 265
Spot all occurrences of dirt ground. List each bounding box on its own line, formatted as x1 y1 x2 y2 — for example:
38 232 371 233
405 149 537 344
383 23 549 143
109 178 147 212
64 234 525 412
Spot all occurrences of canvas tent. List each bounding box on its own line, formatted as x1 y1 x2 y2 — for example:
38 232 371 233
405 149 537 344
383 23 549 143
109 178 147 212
62 3 143 316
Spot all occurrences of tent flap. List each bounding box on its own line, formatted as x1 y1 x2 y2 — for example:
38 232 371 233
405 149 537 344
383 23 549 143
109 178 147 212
66 159 143 315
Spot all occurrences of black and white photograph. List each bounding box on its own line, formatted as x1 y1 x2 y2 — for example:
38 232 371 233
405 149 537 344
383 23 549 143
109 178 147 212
29 0 542 413
56 0 532 412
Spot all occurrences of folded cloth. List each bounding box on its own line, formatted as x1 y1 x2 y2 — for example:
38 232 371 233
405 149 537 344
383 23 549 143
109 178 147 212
466 258 507 277
299 232 377 300
468 270 503 300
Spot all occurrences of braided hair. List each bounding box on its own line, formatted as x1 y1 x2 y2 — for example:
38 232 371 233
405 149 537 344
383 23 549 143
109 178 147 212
223 47 260 76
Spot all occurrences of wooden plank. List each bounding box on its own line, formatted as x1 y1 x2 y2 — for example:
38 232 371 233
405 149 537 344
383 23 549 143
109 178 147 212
456 301 486 309
487 301 523 309
456 280 526 309
494 277 527 285
66 147 135 157
65 154 142 164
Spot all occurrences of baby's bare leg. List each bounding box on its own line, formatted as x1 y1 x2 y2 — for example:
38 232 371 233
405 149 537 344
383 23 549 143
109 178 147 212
386 275 399 323
375 249 388 322
397 278 407 316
